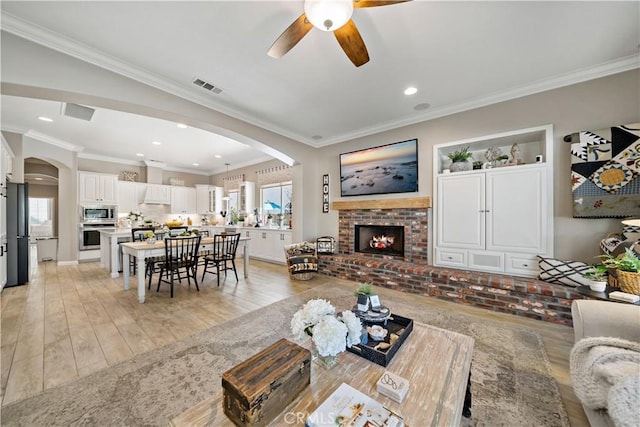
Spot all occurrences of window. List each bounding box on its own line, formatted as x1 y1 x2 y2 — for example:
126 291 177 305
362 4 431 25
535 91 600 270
228 191 239 213
261 182 292 223
29 197 54 237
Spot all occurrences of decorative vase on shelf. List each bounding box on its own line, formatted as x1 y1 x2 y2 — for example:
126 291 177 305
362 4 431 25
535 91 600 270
449 160 472 172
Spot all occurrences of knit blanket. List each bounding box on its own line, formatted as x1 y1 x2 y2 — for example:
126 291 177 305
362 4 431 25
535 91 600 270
570 337 640 426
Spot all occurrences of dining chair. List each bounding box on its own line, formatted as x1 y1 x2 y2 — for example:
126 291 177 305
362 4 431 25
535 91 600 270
201 233 240 286
156 235 201 298
129 227 153 274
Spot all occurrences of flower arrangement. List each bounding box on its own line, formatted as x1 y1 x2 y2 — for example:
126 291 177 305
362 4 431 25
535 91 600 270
144 231 155 239
291 299 362 357
128 211 143 221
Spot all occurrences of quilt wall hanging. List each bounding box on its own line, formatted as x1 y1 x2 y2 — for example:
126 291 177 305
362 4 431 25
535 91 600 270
564 123 640 218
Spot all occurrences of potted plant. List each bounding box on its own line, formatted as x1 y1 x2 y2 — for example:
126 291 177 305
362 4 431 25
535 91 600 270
447 146 473 172
582 264 608 292
600 248 640 295
353 282 380 312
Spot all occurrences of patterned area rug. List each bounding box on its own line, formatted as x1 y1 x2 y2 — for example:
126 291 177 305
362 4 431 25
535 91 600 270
1 285 569 426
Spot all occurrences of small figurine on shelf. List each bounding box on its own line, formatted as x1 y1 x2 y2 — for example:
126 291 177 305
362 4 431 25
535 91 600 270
508 143 524 165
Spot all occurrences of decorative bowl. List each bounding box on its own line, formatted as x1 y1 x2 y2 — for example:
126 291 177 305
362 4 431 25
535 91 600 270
367 325 388 341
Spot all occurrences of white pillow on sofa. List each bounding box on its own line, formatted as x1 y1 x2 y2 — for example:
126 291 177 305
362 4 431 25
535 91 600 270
537 256 591 287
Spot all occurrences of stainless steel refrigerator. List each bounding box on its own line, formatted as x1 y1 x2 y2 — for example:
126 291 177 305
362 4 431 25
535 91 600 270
6 182 29 287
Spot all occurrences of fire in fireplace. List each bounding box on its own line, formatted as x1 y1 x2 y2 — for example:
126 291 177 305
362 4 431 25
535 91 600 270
355 225 404 257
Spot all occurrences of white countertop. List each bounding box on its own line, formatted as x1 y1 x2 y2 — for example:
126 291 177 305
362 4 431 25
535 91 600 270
99 225 292 238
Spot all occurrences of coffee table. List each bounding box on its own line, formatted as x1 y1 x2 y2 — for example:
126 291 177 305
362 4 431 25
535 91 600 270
169 321 474 426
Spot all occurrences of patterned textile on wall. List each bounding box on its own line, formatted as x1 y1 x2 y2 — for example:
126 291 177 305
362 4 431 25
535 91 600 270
566 123 640 218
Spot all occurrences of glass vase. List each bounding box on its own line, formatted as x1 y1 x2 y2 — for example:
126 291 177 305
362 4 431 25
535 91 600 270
311 342 339 370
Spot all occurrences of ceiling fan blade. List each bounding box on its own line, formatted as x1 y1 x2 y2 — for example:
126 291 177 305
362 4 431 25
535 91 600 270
354 0 411 8
267 14 313 58
334 19 369 67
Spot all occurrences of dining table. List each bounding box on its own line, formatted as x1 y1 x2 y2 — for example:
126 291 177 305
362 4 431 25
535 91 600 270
120 235 250 303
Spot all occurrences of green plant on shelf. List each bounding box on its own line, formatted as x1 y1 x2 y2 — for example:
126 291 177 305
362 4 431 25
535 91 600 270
447 146 473 162
582 264 608 282
600 248 640 273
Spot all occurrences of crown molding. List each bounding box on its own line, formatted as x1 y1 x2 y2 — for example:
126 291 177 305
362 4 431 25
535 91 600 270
24 130 84 152
307 53 640 147
78 152 142 166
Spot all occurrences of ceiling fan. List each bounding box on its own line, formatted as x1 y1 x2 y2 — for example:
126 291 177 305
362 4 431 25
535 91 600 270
267 0 411 67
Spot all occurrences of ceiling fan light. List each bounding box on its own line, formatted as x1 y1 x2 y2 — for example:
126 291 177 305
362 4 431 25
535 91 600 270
304 0 354 31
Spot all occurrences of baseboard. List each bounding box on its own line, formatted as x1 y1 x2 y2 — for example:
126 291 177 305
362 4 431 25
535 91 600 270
57 260 79 266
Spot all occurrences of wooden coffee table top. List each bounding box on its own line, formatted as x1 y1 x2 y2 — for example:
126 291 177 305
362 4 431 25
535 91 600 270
170 321 474 427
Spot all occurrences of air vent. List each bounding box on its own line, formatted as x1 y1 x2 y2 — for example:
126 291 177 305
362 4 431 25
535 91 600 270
61 103 95 121
193 77 223 94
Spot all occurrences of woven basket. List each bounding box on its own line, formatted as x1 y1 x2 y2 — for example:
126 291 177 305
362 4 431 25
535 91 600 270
616 269 640 295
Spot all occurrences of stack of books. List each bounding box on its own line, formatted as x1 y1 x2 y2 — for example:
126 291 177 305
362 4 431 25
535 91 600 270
306 383 405 427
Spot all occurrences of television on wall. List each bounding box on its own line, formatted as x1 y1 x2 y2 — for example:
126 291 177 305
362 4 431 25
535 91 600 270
340 139 418 197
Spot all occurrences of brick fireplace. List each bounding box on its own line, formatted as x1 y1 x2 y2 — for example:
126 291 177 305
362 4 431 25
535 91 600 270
318 197 584 326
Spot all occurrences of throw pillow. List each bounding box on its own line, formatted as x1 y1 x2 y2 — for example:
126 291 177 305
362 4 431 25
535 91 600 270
537 256 591 287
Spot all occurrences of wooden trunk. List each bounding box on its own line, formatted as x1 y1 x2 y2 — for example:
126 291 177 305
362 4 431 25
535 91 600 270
222 338 311 426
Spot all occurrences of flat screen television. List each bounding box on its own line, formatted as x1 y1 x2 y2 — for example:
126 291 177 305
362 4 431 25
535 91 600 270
340 139 418 197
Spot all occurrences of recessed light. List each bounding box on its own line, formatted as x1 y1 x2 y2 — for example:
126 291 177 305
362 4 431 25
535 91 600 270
414 103 431 111
136 153 145 157
404 87 418 96
152 141 162 145
215 154 222 158
312 135 323 140
176 123 188 129
192 163 199 166
35 177 43 181
37 116 53 122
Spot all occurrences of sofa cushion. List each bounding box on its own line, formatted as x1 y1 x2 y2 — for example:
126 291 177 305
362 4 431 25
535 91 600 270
538 256 591 287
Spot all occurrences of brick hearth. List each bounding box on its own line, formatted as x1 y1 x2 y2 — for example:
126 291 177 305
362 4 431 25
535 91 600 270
321 198 584 326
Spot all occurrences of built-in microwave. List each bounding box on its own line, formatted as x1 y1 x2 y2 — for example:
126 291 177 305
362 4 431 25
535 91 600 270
81 205 117 223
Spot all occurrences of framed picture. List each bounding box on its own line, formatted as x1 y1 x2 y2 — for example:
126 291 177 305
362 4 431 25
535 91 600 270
340 139 418 197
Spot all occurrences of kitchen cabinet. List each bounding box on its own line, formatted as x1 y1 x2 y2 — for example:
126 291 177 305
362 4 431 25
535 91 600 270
196 185 223 214
78 172 118 204
239 181 255 214
433 125 553 277
244 228 292 264
170 186 197 214
117 181 144 214
143 184 171 204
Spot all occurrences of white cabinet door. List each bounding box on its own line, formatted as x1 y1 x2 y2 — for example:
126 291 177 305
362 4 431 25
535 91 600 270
99 175 118 204
117 181 141 214
171 187 197 214
0 141 8 288
436 173 485 250
196 185 210 214
486 167 547 254
271 231 292 263
239 182 255 214
79 172 100 203
212 187 224 214
79 172 118 203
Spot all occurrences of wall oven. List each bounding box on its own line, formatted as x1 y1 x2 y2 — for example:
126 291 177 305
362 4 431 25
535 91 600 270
79 223 116 251
81 205 117 223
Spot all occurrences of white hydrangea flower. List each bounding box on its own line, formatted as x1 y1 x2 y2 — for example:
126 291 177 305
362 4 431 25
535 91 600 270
339 310 363 347
312 315 347 357
301 299 335 325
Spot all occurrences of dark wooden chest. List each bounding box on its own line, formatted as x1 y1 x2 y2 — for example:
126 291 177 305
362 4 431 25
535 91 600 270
222 338 311 426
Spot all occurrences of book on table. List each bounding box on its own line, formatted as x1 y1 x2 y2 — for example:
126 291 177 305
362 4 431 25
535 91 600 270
305 382 405 427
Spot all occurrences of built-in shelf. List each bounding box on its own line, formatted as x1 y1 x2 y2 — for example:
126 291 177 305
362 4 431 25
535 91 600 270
332 197 430 211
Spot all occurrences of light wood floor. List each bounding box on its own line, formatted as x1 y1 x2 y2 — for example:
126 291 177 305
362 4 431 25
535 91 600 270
0 257 588 426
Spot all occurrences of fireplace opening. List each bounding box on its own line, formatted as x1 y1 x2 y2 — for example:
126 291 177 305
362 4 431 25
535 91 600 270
355 225 404 257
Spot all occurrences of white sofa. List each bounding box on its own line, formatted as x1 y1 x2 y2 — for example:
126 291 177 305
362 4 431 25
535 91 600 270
570 300 640 426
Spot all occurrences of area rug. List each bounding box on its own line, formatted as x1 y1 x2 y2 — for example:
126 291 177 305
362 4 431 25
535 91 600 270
1 285 569 426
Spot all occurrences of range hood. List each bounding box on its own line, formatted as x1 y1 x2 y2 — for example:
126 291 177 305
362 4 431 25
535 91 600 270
143 160 171 204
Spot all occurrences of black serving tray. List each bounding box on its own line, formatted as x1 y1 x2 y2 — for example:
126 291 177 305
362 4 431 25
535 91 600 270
346 313 413 367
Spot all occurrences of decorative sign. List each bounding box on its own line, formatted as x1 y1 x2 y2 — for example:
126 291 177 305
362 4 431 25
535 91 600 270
322 174 329 213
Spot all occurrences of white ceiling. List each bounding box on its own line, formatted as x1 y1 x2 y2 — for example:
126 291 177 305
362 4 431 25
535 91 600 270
1 1 638 174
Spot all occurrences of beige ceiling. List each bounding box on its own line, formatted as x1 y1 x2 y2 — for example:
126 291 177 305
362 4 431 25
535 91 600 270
1 1 638 173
